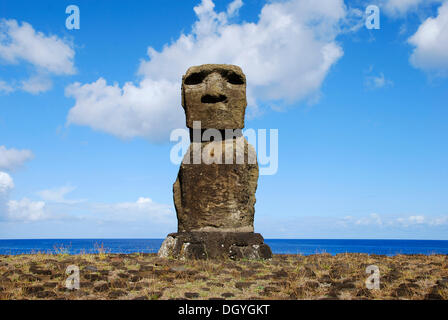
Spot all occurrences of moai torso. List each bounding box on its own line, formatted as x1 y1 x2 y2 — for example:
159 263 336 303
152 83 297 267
174 64 258 233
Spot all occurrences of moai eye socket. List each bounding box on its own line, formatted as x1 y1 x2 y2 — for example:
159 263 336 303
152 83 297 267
184 71 207 85
222 71 245 85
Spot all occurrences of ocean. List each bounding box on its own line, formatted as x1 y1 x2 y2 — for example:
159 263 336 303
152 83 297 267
1 239 448 256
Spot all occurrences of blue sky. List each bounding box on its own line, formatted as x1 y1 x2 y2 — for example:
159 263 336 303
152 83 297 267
0 0 447 239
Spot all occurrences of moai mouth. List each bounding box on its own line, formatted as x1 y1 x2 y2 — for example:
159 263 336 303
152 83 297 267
201 94 227 104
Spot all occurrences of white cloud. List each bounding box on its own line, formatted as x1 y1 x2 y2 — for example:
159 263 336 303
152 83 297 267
1 147 171 223
408 2 448 75
0 171 48 222
365 72 394 89
0 172 47 222
92 197 173 223
2 179 173 223
344 213 448 228
396 215 426 226
37 185 84 204
0 145 33 171
0 19 76 94
0 19 75 75
66 78 181 140
66 0 345 141
227 0 243 16
0 171 14 193
355 213 383 226
1 156 173 224
6 198 47 222
0 80 14 94
342 7 364 33
409 215 425 223
21 75 52 94
429 216 448 226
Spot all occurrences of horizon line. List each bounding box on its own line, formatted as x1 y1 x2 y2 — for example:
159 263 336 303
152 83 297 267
1 238 448 241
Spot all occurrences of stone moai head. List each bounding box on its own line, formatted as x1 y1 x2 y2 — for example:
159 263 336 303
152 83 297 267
182 64 247 129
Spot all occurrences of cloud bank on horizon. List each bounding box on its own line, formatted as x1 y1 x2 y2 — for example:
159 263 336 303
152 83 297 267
0 146 47 222
0 144 174 225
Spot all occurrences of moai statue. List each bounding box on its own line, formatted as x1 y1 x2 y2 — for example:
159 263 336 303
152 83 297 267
158 64 272 260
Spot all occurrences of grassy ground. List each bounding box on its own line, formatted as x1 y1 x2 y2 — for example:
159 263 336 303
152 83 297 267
0 253 447 300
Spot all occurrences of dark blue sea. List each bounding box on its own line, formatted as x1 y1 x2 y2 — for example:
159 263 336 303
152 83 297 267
1 239 448 256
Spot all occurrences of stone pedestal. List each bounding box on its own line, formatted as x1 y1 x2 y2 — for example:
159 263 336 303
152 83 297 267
158 232 272 260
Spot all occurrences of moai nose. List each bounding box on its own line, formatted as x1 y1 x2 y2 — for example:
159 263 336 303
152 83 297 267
202 72 227 103
205 72 224 95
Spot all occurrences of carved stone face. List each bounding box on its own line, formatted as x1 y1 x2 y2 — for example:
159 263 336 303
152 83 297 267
182 64 247 129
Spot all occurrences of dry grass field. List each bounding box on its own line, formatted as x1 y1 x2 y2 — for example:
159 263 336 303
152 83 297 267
0 252 447 300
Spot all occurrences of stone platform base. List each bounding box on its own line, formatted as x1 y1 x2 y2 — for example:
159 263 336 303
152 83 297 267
158 232 272 260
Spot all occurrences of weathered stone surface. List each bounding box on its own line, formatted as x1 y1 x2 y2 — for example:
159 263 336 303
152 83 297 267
182 64 247 129
175 135 258 232
159 64 271 260
158 232 272 260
